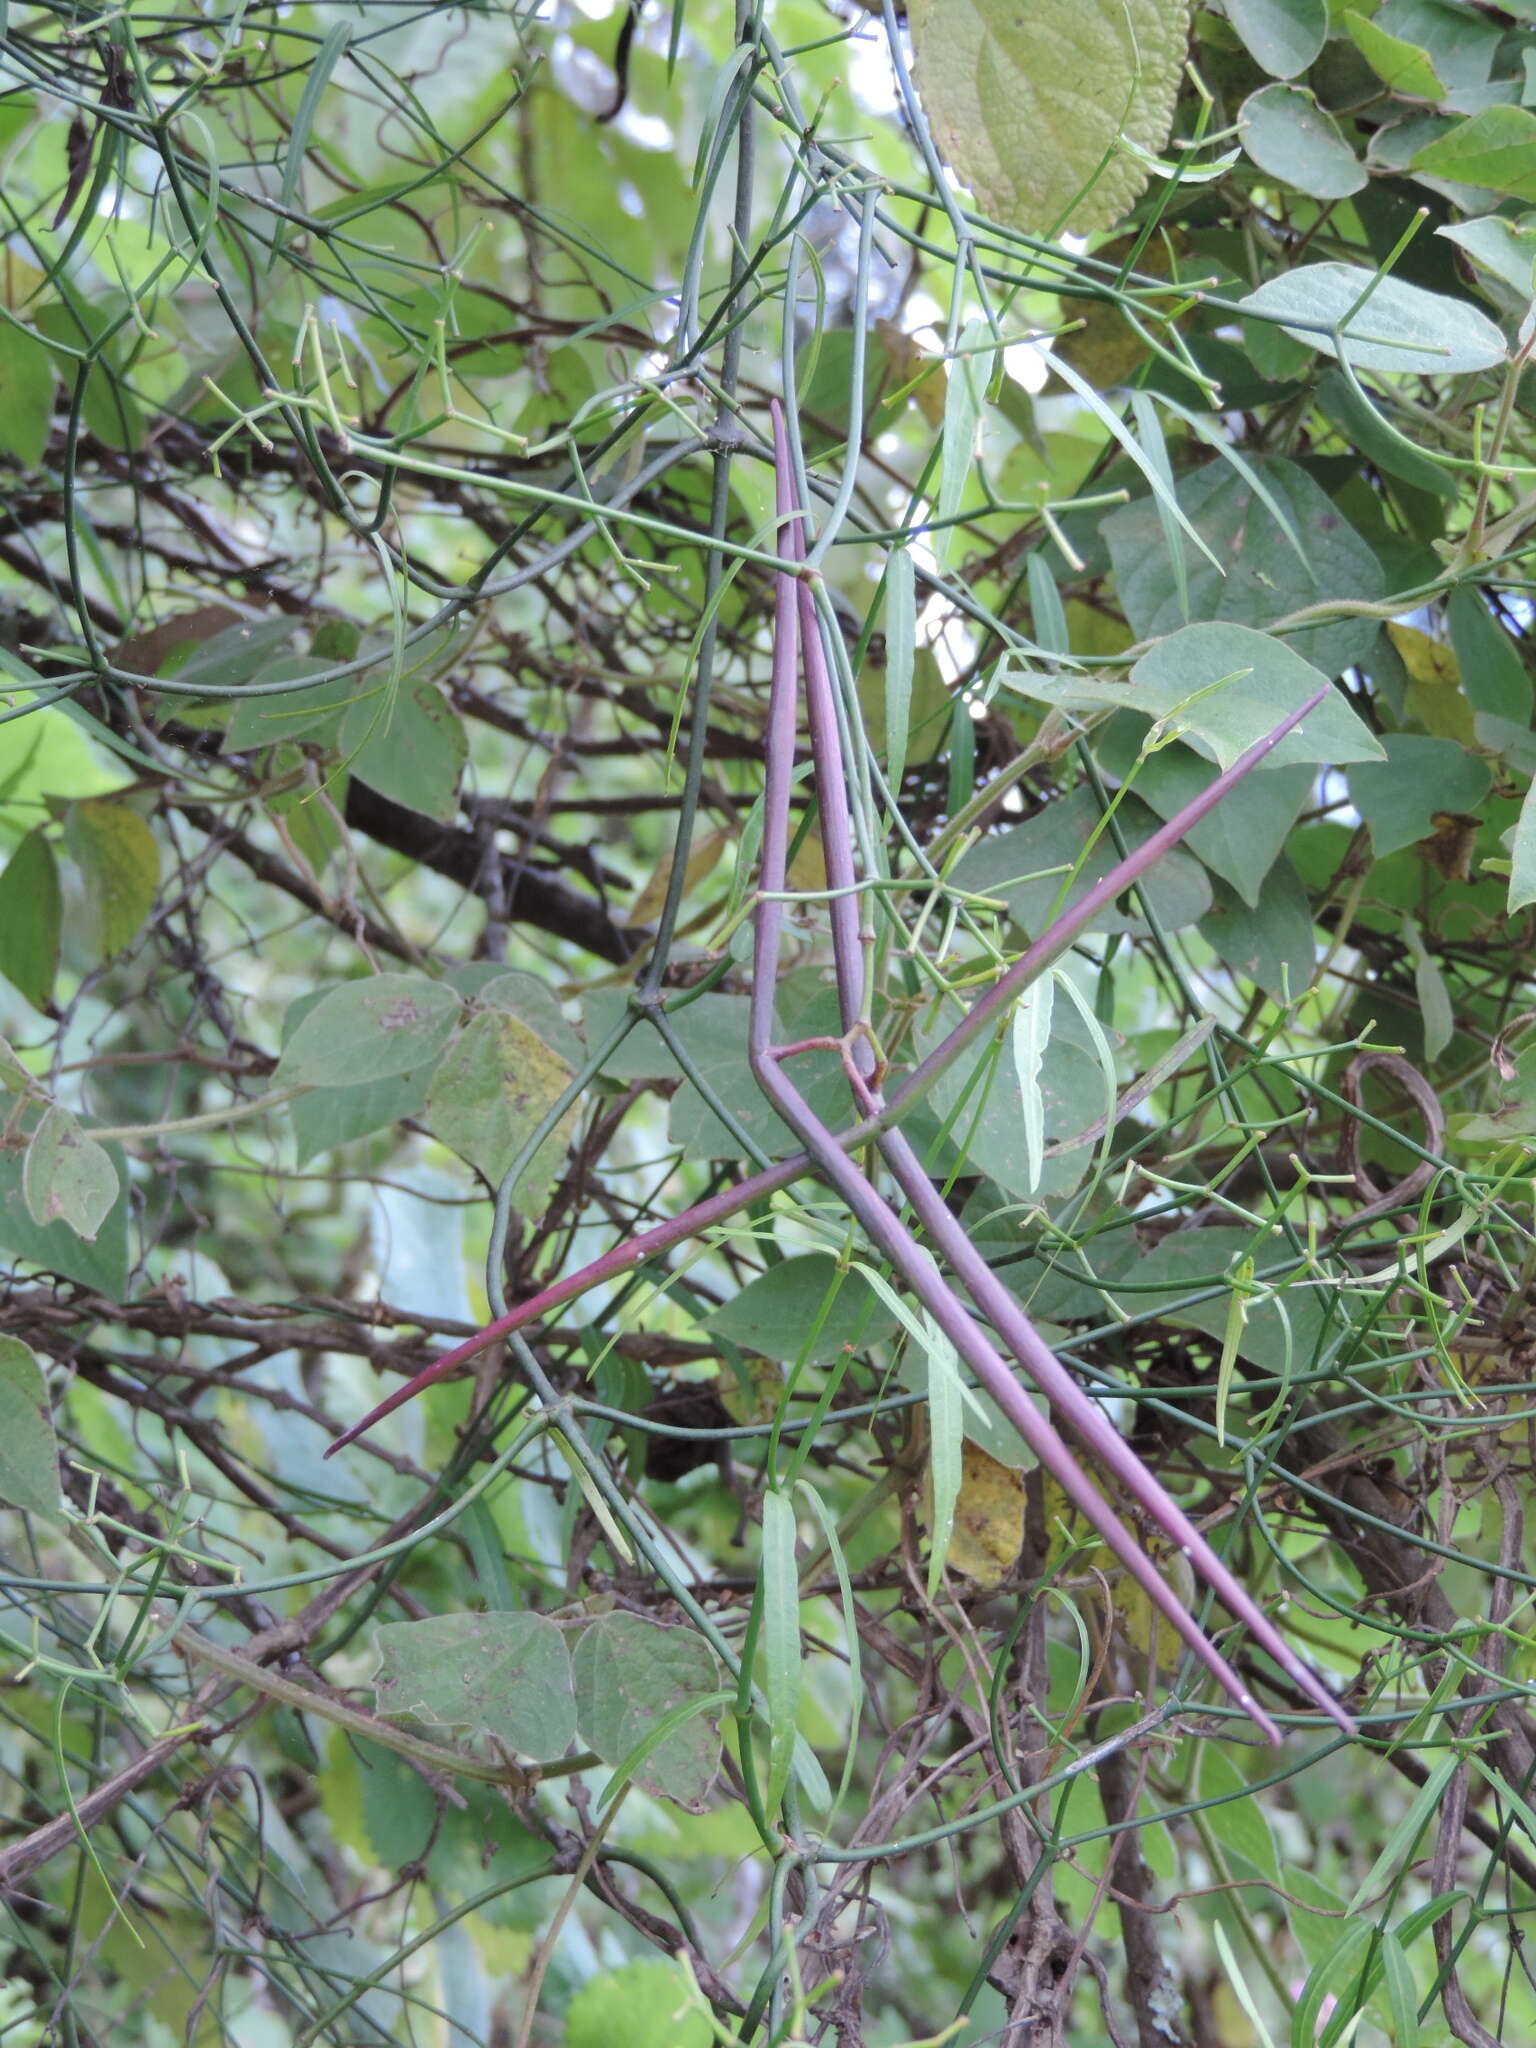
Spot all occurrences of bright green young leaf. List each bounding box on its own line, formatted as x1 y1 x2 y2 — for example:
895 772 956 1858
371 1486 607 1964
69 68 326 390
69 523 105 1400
22 1107 119 1242
374 1611 576 1758
1412 106 1536 201
1376 0 1500 90
0 1336 61 1516
907 0 1189 237
1225 0 1327 79
1239 86 1365 200
1344 9 1445 100
420 1007 576 1202
0 829 60 1013
571 1612 722 1810
565 1961 710 2048
1348 734 1491 856
0 323 55 466
63 800 158 958
274 974 461 1088
1239 262 1507 374
703 1252 897 1364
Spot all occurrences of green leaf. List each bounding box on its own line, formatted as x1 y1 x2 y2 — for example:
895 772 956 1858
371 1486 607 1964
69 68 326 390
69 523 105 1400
0 323 55 466
924 1315 963 1598
565 1961 710 2048
1412 105 1536 200
1314 368 1457 502
374 1611 576 1758
274 974 461 1088
1199 1746 1280 1881
1344 9 1445 100
1009 974 1053 1194
1225 0 1327 79
1403 914 1453 1059
883 546 915 791
420 1008 577 1204
1375 0 1500 90
274 21 351 256
288 1068 431 1165
338 679 466 823
1377 1930 1419 2048
703 1253 897 1365
0 1336 61 1516
1435 216 1536 301
1124 1226 1326 1378
63 800 158 958
1447 586 1532 723
1292 1920 1375 2048
759 1489 801 1813
0 1138 129 1295
1199 860 1317 1002
1239 262 1507 374
1509 777 1536 914
1239 86 1365 200
1348 734 1491 856
1100 720 1313 906
22 1107 119 1242
1099 457 1388 679
906 0 1189 237
1346 1751 1459 1912
935 321 989 568
0 829 60 1013
571 1612 722 1810
950 785 1213 940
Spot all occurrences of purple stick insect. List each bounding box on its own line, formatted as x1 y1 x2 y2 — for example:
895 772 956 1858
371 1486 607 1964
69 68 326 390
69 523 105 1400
764 403 1348 1741
326 410 1355 1739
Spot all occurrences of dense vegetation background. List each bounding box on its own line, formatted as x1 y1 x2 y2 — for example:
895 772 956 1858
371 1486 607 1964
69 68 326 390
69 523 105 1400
4 0 1536 2041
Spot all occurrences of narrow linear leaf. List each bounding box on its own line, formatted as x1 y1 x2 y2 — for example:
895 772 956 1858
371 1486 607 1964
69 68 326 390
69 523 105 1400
759 1489 801 1814
884 546 915 791
1509 778 1536 915
924 1314 963 1599
1010 974 1054 1195
1215 1255 1253 1447
274 23 352 255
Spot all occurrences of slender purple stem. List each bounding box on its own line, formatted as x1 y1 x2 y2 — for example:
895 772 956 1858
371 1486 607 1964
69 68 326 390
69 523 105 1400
779 430 1349 1738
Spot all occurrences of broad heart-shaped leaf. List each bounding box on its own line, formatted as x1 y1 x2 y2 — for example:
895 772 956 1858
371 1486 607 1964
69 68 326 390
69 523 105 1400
421 1009 577 1204
1128 624 1383 770
274 974 461 1088
374 1611 576 1758
1097 716 1313 907
703 1253 898 1364
1348 735 1492 858
0 1337 61 1516
1436 217 1536 303
571 1612 723 1811
1100 456 1386 679
0 323 55 467
1238 263 1507 376
1007 626 1381 773
1376 0 1500 92
62 800 159 959
289 1068 431 1165
565 1961 711 2048
0 1138 130 1295
1198 859 1317 1003
1345 9 1445 99
1225 0 1326 78
952 784 1212 941
22 1108 119 1242
0 830 60 1013
339 679 466 823
1239 86 1364 201
907 0 1188 237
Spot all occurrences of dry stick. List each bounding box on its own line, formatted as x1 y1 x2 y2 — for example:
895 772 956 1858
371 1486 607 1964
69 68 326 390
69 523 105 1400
326 493 1350 1465
780 449 1350 1739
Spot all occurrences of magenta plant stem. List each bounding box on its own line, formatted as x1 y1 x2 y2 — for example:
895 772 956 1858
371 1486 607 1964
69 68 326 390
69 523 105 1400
782 451 1350 1737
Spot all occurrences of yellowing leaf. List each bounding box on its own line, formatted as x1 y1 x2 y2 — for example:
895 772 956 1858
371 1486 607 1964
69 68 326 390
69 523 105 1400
63 799 159 958
908 0 1190 237
945 1441 1025 1588
627 823 733 929
786 831 827 895
422 1008 578 1205
1389 623 1477 744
